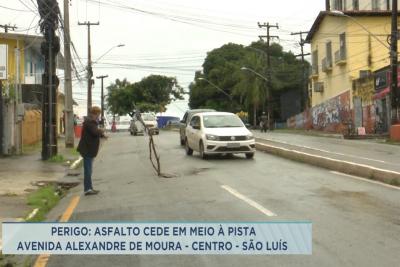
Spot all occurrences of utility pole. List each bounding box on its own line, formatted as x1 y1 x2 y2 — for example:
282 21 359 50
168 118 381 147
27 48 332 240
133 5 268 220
37 0 60 160
14 45 22 155
291 31 310 111
63 0 74 148
0 24 17 33
78 21 99 116
96 75 108 127
390 0 399 124
258 22 279 130
0 80 3 155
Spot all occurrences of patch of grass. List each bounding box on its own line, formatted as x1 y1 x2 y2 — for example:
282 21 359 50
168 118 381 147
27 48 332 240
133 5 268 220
26 185 60 222
0 254 15 267
47 154 65 163
390 179 400 186
69 148 80 157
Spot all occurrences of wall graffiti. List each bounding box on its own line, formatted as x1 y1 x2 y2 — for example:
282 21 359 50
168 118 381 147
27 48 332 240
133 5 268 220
287 91 351 133
311 91 351 132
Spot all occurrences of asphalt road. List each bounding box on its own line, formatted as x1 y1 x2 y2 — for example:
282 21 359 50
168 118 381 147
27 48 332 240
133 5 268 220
47 131 400 267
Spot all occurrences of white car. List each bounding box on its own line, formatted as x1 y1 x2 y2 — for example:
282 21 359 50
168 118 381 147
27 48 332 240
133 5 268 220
130 113 159 135
185 112 255 159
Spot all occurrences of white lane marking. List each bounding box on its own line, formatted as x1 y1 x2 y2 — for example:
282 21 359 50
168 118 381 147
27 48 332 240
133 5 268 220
221 185 277 217
256 142 400 176
26 208 39 221
256 136 388 164
330 171 400 190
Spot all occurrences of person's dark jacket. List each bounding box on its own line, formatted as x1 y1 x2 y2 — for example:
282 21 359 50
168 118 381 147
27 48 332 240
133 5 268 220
77 118 104 158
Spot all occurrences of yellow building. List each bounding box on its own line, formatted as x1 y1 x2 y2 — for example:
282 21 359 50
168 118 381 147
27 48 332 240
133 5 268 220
305 9 399 133
1 32 67 151
0 33 26 87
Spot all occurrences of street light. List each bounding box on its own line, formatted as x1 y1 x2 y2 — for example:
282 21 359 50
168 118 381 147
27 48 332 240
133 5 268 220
330 10 389 49
197 77 232 100
241 67 269 82
93 44 125 64
197 77 233 111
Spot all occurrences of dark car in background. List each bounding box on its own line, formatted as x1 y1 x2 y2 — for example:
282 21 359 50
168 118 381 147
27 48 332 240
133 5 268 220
179 109 215 145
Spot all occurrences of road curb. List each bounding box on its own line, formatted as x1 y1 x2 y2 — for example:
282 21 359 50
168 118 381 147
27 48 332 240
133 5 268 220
255 142 400 187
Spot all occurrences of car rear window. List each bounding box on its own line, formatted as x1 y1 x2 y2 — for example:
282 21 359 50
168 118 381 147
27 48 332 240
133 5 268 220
203 115 244 128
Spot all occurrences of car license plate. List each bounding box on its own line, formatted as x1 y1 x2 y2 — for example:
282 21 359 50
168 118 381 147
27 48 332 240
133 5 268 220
227 143 240 148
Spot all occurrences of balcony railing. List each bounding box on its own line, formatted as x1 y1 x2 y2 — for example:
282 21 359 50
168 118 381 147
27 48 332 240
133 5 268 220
334 49 346 65
322 58 332 72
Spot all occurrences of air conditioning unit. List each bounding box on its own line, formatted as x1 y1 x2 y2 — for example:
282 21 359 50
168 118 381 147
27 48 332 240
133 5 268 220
314 82 324 92
359 70 371 79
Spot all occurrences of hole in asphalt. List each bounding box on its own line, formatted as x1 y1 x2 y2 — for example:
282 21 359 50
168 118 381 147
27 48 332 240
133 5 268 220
159 172 179 178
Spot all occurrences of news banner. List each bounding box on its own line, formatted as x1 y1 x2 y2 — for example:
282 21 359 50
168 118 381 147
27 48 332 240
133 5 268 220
2 222 311 255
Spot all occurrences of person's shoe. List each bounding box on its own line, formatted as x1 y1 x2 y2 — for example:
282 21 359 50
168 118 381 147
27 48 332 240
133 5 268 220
84 189 99 196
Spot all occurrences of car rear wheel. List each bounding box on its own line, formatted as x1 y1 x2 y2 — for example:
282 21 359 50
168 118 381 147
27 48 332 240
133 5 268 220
245 153 254 159
185 139 193 156
199 142 208 159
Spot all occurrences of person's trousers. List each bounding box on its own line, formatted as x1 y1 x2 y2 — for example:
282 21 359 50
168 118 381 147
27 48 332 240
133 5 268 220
83 157 94 192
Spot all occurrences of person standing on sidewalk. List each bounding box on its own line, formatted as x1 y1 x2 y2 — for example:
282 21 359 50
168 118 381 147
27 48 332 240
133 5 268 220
77 106 107 196
259 112 268 133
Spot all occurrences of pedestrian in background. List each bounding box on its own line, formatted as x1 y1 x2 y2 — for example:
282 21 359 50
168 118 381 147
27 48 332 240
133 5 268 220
259 112 268 133
77 106 107 196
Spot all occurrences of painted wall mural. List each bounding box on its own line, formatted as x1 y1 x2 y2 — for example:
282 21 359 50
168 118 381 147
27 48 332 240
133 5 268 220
287 91 352 133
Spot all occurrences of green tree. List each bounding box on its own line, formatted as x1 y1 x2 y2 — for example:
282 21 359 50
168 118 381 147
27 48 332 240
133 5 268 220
189 41 308 125
106 75 184 115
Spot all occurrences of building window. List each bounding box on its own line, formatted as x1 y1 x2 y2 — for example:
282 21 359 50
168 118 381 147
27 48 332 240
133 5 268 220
333 0 344 10
326 41 333 67
353 0 359 10
372 0 380 10
312 49 318 75
340 33 346 57
336 33 347 63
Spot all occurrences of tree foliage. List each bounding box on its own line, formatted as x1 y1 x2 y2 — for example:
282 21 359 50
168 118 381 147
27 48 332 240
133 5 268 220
106 75 184 115
189 41 309 124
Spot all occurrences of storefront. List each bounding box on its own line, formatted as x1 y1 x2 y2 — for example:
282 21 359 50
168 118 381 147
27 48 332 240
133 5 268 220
374 66 397 134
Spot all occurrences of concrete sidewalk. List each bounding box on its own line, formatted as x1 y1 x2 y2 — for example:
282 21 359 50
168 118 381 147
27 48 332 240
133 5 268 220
253 131 400 186
0 139 82 253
